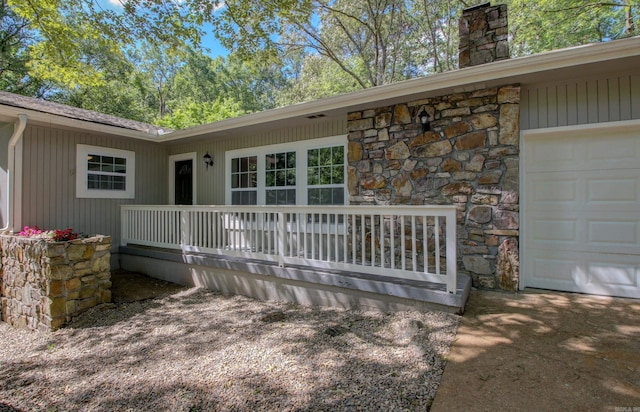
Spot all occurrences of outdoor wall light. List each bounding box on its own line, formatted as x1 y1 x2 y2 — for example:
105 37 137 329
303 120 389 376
203 152 213 169
419 108 431 133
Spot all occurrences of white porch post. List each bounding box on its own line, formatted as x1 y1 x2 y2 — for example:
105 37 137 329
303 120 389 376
446 209 457 294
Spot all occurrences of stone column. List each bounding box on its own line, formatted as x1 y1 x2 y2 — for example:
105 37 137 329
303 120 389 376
459 3 509 68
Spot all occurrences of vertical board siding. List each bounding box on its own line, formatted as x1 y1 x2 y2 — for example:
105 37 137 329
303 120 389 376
521 72 640 130
20 125 167 254
167 117 348 205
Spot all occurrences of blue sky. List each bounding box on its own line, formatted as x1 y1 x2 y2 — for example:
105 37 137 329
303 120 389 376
100 0 230 58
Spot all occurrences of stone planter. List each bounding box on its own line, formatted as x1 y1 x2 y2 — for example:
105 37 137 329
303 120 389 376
0 234 112 332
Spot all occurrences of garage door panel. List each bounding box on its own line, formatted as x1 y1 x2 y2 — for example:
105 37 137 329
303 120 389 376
527 139 580 171
587 220 638 251
529 216 639 256
526 130 640 173
587 177 638 203
530 253 578 282
586 132 640 168
529 178 577 205
528 172 640 212
528 250 640 298
586 260 639 288
526 138 584 172
530 217 577 243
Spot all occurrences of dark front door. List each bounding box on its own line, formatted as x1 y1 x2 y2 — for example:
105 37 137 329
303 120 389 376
175 159 193 205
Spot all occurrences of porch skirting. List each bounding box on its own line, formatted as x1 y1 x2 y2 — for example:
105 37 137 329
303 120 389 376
119 245 471 314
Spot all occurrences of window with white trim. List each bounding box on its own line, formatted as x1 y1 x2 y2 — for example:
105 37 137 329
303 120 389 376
76 144 135 199
266 151 296 205
226 135 346 206
307 145 344 205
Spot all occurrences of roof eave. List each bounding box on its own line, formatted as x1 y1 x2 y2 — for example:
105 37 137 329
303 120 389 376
0 105 160 141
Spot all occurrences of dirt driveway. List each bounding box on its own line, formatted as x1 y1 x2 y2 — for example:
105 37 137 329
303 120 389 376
432 289 640 412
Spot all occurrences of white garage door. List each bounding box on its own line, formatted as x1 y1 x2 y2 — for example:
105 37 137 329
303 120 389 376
523 123 640 298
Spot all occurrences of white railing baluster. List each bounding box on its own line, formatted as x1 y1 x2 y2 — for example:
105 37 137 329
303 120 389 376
411 216 417 272
390 215 395 269
423 217 428 274
380 215 385 268
360 214 365 265
351 214 356 265
435 216 441 276
400 215 406 270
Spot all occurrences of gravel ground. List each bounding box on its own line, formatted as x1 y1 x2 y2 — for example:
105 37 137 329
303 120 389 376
0 288 459 411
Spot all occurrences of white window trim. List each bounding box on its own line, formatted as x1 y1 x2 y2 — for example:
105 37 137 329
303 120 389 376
225 135 347 205
76 144 135 199
168 152 197 205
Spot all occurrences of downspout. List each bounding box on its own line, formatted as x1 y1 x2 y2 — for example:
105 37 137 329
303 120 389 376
2 114 28 232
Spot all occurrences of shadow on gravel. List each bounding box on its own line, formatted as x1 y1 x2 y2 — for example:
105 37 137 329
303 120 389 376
0 270 458 411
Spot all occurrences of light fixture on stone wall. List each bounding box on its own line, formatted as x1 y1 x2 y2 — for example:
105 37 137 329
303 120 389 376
419 108 430 133
203 152 213 169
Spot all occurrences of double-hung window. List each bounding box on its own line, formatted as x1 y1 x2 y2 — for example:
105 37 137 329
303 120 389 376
226 135 346 206
230 156 257 205
307 145 345 205
76 144 135 199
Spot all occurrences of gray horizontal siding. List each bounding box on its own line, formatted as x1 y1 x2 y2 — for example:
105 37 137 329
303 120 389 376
20 125 167 256
521 71 640 130
168 117 348 205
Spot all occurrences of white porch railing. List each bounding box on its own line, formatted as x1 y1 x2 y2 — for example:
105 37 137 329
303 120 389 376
121 205 458 293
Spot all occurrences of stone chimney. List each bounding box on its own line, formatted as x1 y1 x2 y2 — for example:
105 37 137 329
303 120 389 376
459 3 509 68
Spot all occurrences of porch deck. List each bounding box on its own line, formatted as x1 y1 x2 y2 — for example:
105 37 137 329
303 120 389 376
119 205 471 313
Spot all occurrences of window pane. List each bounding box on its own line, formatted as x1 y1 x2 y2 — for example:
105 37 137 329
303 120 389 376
88 162 100 171
232 158 239 173
307 168 318 185
266 190 277 204
332 188 344 205
287 152 296 168
332 166 344 184
308 188 320 205
332 146 344 164
248 156 257 171
319 167 332 184
266 171 275 187
232 190 257 205
266 154 275 170
249 172 257 187
88 174 99 189
308 149 318 167
286 170 296 186
276 170 285 186
320 148 332 165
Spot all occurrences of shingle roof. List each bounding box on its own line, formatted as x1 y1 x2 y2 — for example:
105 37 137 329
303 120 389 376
0 91 164 135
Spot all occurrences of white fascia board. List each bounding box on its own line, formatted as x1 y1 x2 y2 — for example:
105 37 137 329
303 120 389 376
0 105 159 141
159 36 640 142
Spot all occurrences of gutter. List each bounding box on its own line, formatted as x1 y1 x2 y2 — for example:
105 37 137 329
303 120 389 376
2 114 28 232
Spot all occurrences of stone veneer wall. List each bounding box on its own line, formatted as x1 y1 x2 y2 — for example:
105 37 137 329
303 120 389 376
0 235 112 331
347 85 520 290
